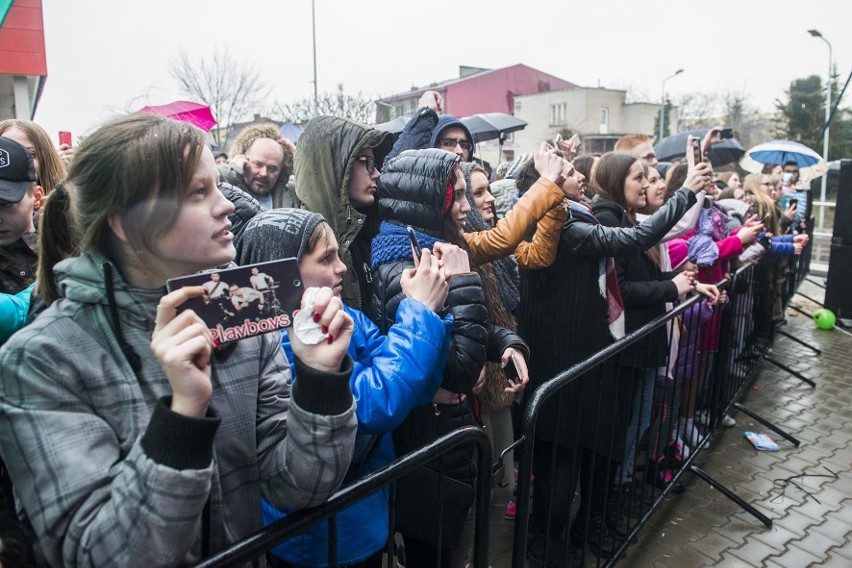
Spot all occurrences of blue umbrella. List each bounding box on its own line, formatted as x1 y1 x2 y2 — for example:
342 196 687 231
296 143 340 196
740 140 828 183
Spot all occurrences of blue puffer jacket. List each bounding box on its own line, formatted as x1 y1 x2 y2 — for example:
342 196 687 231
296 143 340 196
769 234 797 256
263 301 452 567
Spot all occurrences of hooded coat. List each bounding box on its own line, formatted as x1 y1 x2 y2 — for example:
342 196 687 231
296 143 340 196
295 116 393 313
0 252 357 566
371 149 528 478
428 115 476 161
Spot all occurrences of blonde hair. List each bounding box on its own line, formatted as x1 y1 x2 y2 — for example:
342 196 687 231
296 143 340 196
743 173 779 234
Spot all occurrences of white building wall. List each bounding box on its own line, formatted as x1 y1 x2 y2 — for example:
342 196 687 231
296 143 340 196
513 88 678 157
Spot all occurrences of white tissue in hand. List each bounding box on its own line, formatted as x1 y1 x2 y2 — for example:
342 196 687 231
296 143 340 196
292 287 328 345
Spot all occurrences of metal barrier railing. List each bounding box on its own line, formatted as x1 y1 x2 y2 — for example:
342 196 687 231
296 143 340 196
511 234 813 567
193 229 814 568
194 425 492 568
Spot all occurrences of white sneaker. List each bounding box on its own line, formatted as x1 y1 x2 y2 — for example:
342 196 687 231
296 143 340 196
722 414 736 427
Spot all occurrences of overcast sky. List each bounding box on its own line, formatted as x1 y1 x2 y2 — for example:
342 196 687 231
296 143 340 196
33 0 852 143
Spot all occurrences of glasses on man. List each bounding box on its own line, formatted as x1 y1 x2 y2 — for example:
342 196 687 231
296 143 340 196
440 138 473 152
356 155 377 174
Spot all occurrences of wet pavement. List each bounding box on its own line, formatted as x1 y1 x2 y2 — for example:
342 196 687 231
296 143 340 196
480 278 852 567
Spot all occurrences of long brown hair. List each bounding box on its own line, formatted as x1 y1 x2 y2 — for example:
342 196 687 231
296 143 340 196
36 183 74 305
592 152 644 225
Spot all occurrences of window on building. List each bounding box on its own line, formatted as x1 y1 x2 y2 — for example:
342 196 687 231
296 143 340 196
550 103 567 126
599 107 609 134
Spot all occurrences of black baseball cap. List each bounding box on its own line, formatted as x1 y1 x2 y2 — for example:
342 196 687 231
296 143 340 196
0 137 38 203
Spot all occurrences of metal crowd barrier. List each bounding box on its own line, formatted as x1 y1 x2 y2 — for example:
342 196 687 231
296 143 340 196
194 233 814 568
194 426 492 568
512 234 813 567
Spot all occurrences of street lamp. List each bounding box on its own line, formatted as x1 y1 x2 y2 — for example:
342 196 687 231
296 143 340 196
311 0 319 113
808 29 832 229
659 69 683 142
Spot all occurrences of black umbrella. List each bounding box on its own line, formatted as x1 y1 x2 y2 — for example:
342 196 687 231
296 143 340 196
461 113 528 144
374 116 409 135
654 129 745 167
461 113 528 159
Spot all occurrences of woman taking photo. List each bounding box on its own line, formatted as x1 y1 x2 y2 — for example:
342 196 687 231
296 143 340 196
520 150 711 563
594 157 722 509
0 114 358 566
371 148 529 567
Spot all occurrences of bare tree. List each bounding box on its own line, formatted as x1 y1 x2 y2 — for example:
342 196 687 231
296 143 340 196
271 84 376 125
169 46 269 146
675 92 721 131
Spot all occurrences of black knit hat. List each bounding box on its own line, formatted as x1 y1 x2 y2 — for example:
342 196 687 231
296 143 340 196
0 137 38 203
235 208 326 266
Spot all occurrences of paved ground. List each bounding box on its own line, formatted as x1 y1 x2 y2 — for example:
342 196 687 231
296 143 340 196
479 278 852 567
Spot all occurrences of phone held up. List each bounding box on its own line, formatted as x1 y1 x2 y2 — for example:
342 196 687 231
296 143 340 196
406 226 422 261
718 128 734 140
692 138 703 165
59 131 72 148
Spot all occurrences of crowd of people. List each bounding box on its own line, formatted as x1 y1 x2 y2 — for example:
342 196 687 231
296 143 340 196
0 89 810 567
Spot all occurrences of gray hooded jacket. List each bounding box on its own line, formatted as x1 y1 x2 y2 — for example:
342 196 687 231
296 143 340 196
0 253 357 566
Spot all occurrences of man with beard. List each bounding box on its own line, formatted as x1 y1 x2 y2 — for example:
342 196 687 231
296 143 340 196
219 124 299 210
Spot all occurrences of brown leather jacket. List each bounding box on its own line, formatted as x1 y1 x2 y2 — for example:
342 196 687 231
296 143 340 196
464 178 566 269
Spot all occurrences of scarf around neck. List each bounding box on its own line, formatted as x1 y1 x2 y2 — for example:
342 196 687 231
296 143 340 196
567 200 625 340
370 222 442 269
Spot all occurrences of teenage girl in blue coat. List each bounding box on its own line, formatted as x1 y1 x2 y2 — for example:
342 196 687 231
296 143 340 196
235 208 453 567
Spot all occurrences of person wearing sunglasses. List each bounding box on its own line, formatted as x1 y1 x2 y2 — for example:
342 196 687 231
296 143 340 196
295 116 393 313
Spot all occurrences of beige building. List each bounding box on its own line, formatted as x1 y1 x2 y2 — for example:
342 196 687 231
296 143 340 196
508 87 678 159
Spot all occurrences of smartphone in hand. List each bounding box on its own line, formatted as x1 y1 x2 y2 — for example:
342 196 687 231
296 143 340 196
504 356 519 383
406 226 421 261
59 131 72 148
692 139 703 165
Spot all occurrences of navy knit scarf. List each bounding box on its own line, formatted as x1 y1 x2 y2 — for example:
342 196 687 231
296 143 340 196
370 222 443 269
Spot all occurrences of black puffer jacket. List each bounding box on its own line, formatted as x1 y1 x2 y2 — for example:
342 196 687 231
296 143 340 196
371 149 507 478
372 266 487 393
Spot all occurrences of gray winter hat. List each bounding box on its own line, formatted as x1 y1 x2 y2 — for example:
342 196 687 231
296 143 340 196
235 208 326 265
